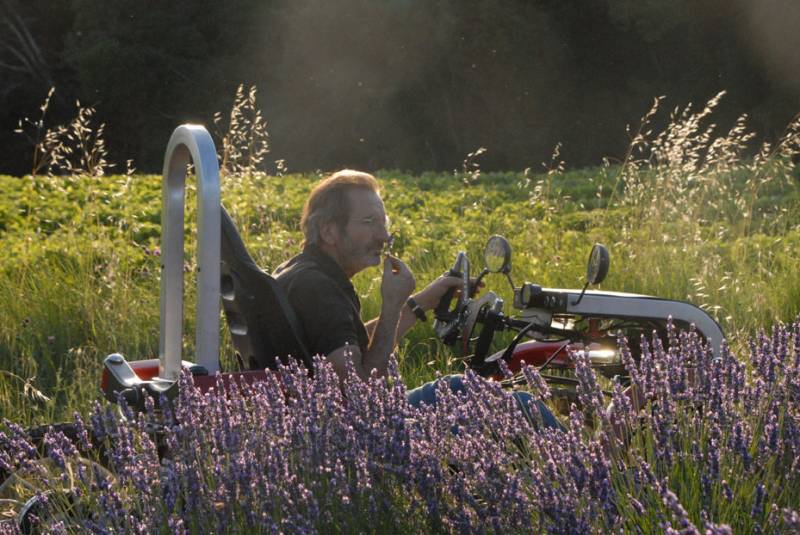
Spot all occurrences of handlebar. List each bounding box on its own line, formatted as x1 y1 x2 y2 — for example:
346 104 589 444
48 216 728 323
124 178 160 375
434 248 578 369
433 269 461 319
433 252 472 345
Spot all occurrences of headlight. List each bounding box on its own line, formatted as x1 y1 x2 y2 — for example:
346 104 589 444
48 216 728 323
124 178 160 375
587 348 619 365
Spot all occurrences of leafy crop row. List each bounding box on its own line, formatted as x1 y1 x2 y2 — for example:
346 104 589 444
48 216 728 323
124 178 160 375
1 152 798 425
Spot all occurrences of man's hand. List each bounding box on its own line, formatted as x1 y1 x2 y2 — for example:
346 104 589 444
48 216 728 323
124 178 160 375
360 261 484 376
412 274 484 312
381 255 415 309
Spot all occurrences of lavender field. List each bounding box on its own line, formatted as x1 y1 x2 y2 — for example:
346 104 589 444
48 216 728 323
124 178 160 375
2 320 799 533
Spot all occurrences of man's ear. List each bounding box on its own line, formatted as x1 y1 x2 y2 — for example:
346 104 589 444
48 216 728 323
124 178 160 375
319 221 340 246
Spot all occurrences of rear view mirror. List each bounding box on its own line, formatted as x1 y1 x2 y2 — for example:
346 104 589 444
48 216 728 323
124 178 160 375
483 235 511 273
572 243 610 306
586 243 609 285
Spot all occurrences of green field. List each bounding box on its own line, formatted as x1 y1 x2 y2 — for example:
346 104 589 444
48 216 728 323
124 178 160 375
1 139 798 425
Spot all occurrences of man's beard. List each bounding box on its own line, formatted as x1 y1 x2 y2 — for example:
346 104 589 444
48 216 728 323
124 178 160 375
341 237 384 272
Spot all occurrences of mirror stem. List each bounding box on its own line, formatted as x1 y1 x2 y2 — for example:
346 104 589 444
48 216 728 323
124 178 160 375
471 268 489 298
504 271 515 294
572 281 590 305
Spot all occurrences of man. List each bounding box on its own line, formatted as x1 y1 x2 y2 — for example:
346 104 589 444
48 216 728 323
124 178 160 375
274 170 561 429
273 169 454 380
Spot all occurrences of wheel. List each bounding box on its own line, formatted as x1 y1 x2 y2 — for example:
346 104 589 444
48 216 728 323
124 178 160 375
1 455 113 533
1 424 114 534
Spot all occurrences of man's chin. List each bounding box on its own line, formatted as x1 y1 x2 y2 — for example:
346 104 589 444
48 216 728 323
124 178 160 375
348 252 382 275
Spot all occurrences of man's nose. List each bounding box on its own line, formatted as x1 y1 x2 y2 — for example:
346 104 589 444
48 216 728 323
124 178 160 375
377 223 391 242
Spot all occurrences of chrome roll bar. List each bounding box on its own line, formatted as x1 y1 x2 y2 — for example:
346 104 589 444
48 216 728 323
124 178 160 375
159 125 221 379
564 290 724 358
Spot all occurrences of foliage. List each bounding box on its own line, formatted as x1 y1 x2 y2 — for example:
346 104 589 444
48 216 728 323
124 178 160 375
1 94 799 427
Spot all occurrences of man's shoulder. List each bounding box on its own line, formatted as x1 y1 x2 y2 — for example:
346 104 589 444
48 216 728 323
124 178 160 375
273 254 330 289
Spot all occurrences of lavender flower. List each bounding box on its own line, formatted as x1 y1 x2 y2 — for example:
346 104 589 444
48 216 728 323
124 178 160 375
661 488 700 534
2 318 799 533
751 483 765 520
570 348 606 418
522 363 551 401
783 508 800 532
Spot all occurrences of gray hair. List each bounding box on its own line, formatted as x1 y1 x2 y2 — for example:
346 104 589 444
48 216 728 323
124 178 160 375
301 170 380 245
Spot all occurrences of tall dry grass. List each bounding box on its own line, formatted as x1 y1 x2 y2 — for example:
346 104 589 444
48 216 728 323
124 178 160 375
1 89 798 426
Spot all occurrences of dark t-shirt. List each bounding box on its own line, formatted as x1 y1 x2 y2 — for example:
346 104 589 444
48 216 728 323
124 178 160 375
273 244 369 357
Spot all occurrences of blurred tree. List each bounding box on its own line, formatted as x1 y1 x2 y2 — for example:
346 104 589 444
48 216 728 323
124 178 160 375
66 0 278 168
0 0 75 174
0 0 797 175
0 0 54 93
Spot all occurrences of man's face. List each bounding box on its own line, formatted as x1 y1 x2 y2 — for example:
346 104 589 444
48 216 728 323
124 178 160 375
331 188 390 277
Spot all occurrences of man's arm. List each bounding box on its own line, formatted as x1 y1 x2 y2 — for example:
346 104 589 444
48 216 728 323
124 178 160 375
331 265 472 381
364 274 472 340
326 256 414 382
328 303 401 381
364 301 416 341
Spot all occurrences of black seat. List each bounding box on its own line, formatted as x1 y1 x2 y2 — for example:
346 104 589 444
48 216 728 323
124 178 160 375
220 205 312 371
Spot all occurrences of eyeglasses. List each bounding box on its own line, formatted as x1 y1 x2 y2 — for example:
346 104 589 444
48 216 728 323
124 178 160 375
348 215 396 255
350 215 391 232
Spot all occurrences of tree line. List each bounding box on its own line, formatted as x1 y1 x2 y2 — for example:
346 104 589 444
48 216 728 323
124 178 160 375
1 0 798 175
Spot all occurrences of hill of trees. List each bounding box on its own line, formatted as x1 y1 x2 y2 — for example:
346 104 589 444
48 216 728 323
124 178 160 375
1 0 798 175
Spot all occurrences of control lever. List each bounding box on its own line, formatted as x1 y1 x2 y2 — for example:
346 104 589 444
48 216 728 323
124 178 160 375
103 353 144 404
434 252 468 320
102 353 179 410
472 298 504 368
433 252 471 344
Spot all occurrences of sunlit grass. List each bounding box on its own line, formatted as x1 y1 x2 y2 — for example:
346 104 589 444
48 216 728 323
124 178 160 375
1 96 799 428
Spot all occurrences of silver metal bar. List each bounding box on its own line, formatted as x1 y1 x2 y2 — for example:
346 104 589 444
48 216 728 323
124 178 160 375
159 125 221 379
561 290 724 358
